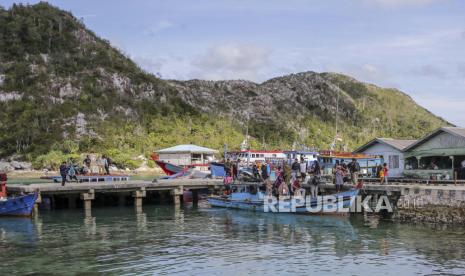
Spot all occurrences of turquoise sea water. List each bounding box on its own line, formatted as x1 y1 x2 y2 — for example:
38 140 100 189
1 203 465 275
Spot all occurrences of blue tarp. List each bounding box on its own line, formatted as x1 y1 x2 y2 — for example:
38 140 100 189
210 163 226 177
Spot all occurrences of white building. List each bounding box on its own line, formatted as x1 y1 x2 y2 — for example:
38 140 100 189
156 144 218 166
353 138 417 177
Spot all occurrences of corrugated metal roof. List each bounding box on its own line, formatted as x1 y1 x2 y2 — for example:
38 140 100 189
377 138 418 151
443 127 465 138
156 144 219 154
354 138 417 153
405 127 465 151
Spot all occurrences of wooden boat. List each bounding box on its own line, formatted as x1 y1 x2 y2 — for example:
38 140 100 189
155 161 184 176
0 193 38 217
208 183 359 215
1 173 38 217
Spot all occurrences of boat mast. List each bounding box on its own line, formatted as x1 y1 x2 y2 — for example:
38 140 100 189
330 89 340 151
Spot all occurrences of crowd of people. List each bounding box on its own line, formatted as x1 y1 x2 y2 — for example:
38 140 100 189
58 154 112 186
222 157 323 198
221 157 376 197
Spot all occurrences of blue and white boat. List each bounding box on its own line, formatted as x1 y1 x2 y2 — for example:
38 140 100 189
208 183 359 215
0 193 38 217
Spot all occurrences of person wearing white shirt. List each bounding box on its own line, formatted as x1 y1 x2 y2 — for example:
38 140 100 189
299 158 307 180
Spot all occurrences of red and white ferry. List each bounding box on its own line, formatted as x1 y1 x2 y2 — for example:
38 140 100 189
226 150 287 163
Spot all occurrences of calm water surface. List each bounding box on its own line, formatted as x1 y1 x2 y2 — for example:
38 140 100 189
1 203 465 275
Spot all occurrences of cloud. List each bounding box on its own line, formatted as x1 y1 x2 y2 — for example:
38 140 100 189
324 63 397 88
144 20 174 36
358 0 443 8
190 43 271 81
411 65 446 78
133 56 165 77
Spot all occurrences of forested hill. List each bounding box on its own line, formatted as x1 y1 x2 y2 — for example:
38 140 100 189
0 3 449 169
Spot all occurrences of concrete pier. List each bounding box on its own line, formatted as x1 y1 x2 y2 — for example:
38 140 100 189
8 179 222 214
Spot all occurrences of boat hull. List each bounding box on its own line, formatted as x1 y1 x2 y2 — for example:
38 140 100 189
208 190 359 215
155 161 184 176
0 193 38 217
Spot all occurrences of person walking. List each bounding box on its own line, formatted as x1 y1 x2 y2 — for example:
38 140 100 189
348 158 361 186
59 162 69 187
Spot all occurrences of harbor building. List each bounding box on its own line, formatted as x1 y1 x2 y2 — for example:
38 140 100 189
403 127 465 180
155 144 218 166
353 138 417 177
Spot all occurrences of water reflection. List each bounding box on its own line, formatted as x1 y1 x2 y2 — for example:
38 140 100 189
0 205 464 275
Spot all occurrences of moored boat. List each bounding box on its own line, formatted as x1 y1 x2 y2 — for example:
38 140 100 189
0 193 38 217
208 183 359 215
154 160 185 176
1 172 38 217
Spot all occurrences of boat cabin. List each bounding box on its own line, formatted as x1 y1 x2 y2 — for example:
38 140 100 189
318 150 383 177
284 151 318 163
226 150 286 164
229 183 266 201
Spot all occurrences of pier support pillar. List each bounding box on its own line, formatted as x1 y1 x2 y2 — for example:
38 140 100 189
33 192 42 216
132 188 146 212
80 189 95 217
171 186 183 207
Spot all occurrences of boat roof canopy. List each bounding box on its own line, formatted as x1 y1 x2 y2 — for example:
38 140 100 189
156 144 219 154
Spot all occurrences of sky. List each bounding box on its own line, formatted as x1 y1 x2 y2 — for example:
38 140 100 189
2 0 464 126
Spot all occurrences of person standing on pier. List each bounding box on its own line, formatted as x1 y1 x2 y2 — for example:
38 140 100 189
380 163 389 184
83 155 91 174
232 160 238 180
104 155 111 175
97 155 105 175
224 158 232 177
299 157 307 181
348 158 360 186
334 160 345 192
261 162 269 180
291 158 300 181
59 162 69 187
284 162 292 185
